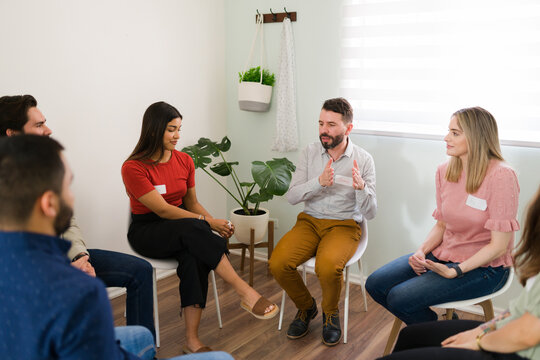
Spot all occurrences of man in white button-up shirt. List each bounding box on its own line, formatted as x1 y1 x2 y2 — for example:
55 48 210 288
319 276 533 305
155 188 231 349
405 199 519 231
269 97 377 346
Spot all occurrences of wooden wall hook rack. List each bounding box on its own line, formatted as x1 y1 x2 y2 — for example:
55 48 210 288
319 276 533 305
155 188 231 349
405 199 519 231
255 9 297 23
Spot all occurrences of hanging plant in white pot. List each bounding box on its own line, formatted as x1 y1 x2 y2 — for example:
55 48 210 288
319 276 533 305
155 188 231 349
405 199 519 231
238 14 275 112
238 66 275 112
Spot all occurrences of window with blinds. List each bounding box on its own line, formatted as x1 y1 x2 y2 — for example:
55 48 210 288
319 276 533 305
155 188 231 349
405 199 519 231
340 0 540 147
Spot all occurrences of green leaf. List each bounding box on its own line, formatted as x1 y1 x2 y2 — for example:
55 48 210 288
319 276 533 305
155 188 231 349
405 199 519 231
251 157 296 197
240 182 255 187
210 161 239 176
238 66 275 86
181 144 213 169
247 191 273 204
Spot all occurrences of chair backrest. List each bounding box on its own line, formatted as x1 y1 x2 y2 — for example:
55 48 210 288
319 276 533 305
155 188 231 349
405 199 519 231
303 219 368 268
347 219 368 266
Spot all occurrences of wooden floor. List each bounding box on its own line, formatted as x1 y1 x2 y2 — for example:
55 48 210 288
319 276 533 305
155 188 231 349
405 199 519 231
111 254 483 360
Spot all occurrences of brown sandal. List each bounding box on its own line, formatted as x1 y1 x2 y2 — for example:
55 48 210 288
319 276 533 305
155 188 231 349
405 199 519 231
182 345 213 354
240 296 279 319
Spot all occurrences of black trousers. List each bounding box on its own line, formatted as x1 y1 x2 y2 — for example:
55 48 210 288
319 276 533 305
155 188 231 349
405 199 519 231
128 211 228 308
378 320 526 360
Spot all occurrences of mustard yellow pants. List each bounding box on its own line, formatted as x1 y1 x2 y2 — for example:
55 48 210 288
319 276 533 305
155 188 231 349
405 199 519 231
269 212 361 314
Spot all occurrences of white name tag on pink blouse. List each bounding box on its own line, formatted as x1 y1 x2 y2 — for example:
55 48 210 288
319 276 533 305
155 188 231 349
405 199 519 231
154 184 167 194
466 194 487 211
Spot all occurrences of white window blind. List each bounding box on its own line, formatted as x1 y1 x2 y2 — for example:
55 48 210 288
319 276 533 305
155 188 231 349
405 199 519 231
340 0 540 147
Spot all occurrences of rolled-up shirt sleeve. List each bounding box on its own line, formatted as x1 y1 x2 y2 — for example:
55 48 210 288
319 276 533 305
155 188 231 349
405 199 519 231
355 152 377 220
286 147 325 205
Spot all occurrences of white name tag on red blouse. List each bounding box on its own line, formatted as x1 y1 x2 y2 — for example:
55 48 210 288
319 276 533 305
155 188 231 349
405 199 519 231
466 194 487 211
154 184 167 194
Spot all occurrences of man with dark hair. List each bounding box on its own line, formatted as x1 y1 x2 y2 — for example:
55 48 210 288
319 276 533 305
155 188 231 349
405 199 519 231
0 135 147 359
0 95 155 340
269 97 377 346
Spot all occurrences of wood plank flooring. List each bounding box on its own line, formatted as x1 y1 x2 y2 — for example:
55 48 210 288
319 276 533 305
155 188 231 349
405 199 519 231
110 254 483 360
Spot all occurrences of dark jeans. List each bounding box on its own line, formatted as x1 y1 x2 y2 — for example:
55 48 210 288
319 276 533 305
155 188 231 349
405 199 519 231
366 252 510 324
88 249 155 341
377 320 526 360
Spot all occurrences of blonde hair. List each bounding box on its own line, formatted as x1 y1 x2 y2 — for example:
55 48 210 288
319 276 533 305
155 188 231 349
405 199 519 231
445 107 504 193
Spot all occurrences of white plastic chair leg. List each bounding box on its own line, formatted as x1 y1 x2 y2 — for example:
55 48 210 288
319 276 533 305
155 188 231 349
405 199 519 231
210 270 222 328
358 259 368 312
344 267 350 344
278 290 286 330
152 268 160 348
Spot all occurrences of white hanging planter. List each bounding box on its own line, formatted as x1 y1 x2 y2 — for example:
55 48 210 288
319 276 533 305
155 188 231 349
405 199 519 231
229 207 269 245
238 82 273 112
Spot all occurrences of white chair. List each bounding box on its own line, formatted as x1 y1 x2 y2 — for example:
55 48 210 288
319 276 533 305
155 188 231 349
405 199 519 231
128 252 223 348
277 220 369 344
383 268 515 355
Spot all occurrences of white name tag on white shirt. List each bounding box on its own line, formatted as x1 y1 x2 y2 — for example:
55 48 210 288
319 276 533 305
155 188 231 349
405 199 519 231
466 194 487 211
154 184 167 194
334 175 353 187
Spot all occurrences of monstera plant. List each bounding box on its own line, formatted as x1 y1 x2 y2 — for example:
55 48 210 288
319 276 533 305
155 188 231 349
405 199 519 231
182 136 296 216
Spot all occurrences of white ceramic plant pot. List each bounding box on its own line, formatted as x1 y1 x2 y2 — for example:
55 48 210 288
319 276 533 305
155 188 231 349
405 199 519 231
238 82 273 112
229 207 269 245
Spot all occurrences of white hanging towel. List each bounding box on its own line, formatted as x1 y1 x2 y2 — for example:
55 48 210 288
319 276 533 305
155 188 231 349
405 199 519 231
272 18 298 152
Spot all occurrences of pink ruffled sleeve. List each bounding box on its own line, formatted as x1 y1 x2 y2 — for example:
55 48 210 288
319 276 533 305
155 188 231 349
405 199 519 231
484 165 520 232
432 166 443 220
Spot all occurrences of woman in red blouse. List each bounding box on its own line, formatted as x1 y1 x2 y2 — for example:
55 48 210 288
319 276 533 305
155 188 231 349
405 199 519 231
122 102 278 354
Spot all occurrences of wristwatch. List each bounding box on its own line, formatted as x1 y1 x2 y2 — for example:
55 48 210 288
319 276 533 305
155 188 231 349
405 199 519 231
71 252 90 262
448 263 464 278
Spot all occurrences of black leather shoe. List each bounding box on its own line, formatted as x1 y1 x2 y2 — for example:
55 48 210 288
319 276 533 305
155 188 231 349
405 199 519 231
286 298 318 339
322 311 342 346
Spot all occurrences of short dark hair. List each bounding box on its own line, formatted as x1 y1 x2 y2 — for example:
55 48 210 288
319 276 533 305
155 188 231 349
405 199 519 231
0 95 38 136
126 101 182 163
0 135 65 226
322 97 353 124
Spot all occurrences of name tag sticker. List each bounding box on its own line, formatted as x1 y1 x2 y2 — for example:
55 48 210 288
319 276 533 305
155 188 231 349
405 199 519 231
335 175 353 187
466 194 487 211
154 184 167 194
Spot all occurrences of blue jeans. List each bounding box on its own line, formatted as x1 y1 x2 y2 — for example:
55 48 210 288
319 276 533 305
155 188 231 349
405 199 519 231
115 326 234 360
115 326 156 359
365 253 510 325
89 249 155 340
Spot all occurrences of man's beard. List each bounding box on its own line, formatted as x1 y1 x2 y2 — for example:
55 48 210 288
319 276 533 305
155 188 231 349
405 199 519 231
319 133 345 150
54 198 73 236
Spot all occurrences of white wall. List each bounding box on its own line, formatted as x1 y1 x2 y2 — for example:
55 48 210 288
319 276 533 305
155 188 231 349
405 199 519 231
0 0 228 252
224 0 540 309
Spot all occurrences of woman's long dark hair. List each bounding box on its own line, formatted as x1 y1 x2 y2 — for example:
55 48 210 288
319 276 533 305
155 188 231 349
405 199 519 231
126 102 182 163
514 185 540 286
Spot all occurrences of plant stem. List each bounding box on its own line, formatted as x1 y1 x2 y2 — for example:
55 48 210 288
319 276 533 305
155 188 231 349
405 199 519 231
202 168 249 214
217 151 245 200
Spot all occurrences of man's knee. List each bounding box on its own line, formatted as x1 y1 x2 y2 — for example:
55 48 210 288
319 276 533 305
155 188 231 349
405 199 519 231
268 252 291 279
315 259 342 281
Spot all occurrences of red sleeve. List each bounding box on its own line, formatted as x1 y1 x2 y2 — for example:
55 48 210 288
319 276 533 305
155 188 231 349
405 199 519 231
121 160 155 200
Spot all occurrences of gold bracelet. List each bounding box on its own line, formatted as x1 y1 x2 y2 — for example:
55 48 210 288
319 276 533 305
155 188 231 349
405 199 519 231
476 332 486 351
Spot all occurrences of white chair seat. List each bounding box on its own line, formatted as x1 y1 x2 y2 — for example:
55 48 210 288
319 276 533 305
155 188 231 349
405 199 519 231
277 219 369 344
383 268 514 356
128 249 222 348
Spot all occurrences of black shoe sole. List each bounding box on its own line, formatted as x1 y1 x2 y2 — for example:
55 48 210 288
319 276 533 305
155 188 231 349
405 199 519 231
322 332 342 346
286 309 319 340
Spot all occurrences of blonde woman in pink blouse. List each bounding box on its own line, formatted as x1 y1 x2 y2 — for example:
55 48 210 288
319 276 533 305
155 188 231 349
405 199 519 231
366 107 519 325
